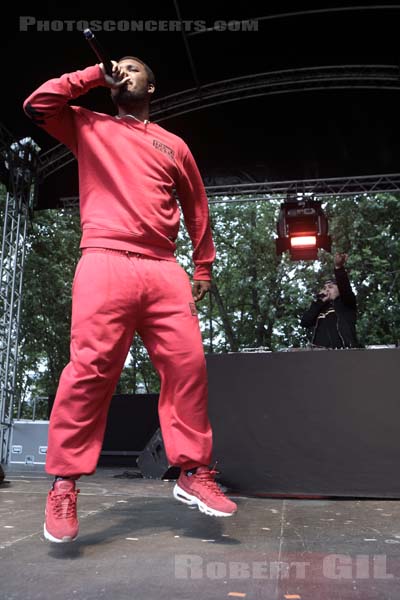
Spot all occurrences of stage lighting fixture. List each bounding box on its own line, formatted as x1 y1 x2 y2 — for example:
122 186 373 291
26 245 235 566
275 198 331 260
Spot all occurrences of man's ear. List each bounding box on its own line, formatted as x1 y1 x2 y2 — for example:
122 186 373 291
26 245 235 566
148 83 155 95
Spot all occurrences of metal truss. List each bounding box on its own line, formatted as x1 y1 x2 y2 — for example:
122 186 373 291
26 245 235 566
203 172 400 201
58 173 400 209
37 64 400 183
0 139 38 464
149 65 400 122
37 143 75 182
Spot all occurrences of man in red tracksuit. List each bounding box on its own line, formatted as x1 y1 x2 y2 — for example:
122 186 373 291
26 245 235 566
23 56 237 543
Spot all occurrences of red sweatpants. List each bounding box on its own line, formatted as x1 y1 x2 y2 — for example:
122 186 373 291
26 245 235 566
45 248 213 477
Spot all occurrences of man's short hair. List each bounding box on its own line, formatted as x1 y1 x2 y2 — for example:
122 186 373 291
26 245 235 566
118 56 156 86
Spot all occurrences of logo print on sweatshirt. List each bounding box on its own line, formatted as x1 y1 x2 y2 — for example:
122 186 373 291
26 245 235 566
153 139 175 161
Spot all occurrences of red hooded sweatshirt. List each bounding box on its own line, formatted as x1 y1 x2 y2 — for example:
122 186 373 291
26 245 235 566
23 65 215 280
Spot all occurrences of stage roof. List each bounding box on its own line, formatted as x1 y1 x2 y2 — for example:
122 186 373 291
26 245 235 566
2 2 400 207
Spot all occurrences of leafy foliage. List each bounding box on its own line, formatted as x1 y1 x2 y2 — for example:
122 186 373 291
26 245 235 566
5 193 400 417
178 194 400 351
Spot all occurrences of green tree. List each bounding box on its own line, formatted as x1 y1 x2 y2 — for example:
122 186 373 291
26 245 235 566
177 194 400 351
17 207 160 417
326 195 400 345
17 208 81 413
9 193 400 417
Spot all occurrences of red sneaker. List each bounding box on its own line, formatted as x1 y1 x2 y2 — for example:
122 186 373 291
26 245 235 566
173 466 237 517
44 479 80 543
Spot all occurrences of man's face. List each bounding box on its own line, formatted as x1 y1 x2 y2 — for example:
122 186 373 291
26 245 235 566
321 281 340 301
111 59 154 105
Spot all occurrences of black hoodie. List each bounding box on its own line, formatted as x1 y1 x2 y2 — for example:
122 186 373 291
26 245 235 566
300 267 358 348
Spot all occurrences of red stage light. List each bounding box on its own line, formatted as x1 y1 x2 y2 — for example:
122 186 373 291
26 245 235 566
275 199 331 260
290 235 317 248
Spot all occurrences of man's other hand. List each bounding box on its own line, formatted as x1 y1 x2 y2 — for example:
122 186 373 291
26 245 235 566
192 280 211 302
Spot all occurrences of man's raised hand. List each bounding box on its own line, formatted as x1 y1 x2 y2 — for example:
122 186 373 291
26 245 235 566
334 252 348 269
99 61 130 88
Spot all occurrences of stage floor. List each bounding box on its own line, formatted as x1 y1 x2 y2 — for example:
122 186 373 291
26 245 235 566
1 466 400 599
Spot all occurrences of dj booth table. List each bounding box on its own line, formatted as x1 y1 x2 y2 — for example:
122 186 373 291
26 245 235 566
206 347 399 498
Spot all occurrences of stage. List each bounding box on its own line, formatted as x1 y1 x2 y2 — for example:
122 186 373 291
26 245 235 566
1 465 400 599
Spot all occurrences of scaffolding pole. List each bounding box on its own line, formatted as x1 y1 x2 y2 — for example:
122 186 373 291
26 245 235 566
0 138 38 464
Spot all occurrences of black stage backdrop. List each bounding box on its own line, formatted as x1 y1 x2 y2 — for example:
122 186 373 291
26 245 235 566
206 348 400 498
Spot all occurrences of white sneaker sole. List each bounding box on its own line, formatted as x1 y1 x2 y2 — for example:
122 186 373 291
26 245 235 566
43 523 78 543
173 484 235 517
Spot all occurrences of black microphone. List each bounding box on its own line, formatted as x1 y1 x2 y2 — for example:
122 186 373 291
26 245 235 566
83 29 113 76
